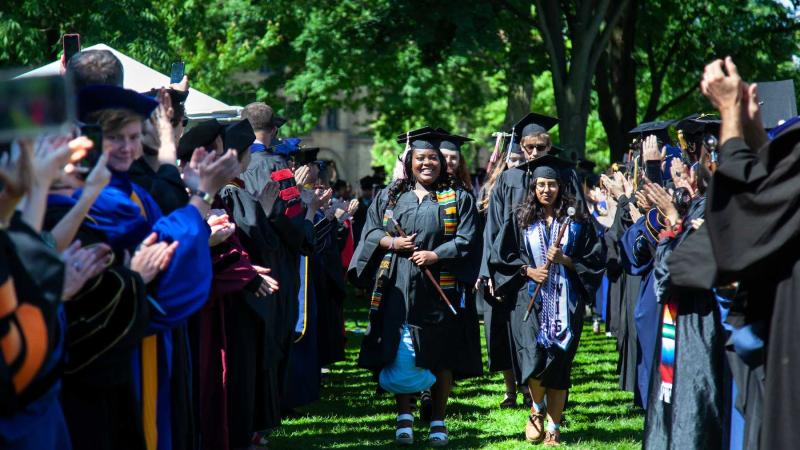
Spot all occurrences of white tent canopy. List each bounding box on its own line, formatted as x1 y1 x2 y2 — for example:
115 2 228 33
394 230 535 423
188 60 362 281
16 43 240 119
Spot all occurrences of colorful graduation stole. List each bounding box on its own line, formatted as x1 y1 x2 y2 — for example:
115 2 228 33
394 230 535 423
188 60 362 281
368 188 459 312
435 188 458 299
369 210 395 312
658 299 679 404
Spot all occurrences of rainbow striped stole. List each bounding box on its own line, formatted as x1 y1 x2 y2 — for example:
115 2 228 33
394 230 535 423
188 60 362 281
658 300 679 404
369 212 395 311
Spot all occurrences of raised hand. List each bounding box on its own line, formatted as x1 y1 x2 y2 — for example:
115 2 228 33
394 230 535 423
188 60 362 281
0 139 34 199
642 135 661 163
701 56 743 113
207 211 236 246
635 190 652 212
131 232 180 284
600 173 623 200
258 181 280 214
643 182 679 226
293 165 310 188
83 151 112 195
197 148 240 195
311 187 333 210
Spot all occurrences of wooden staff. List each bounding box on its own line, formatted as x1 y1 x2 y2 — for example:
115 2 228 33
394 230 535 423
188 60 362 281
386 211 458 316
523 207 576 322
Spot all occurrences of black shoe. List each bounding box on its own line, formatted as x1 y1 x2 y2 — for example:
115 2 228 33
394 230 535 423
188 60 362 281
419 390 432 422
522 391 533 408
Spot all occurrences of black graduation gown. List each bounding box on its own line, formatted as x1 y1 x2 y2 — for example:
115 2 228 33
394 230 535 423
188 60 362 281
607 195 640 394
643 198 727 450
216 181 301 431
43 200 152 450
313 217 348 367
349 187 482 379
706 132 800 450
488 210 605 389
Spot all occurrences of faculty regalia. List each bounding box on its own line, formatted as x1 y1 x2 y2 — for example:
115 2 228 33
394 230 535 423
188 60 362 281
706 131 800 450
0 215 70 449
606 195 640 394
43 195 152 450
643 197 727 450
76 172 212 450
621 213 661 409
350 186 482 380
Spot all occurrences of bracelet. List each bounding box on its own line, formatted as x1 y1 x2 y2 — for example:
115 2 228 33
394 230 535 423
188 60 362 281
389 237 395 250
190 188 215 206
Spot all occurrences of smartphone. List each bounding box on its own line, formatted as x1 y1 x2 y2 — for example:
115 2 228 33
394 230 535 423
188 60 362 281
0 73 75 142
78 124 103 172
170 61 185 84
63 34 81 63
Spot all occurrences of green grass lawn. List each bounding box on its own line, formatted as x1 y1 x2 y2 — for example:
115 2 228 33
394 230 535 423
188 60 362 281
269 295 643 449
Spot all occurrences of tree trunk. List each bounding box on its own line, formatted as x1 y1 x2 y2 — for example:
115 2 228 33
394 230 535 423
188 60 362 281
504 78 533 126
595 0 638 164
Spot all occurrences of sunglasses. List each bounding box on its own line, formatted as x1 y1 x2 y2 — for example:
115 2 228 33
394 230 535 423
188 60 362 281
522 144 549 152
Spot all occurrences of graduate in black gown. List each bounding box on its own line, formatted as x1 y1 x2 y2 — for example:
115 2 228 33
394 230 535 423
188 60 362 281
642 186 727 450
701 57 800 449
349 129 481 446
488 155 604 446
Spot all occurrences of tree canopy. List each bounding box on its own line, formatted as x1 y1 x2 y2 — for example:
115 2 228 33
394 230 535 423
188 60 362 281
2 0 798 172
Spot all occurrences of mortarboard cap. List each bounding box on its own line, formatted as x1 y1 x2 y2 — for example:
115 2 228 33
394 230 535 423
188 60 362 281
676 114 720 137
395 127 447 150
756 80 797 129
436 129 473 152
177 119 224 161
222 120 256 154
508 142 523 154
517 153 574 176
511 113 559 142
78 85 158 122
628 120 674 143
577 158 596 172
295 147 321 166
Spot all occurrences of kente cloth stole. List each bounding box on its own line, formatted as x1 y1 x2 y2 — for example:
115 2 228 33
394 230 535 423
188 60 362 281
658 299 679 404
130 190 158 450
369 188 458 311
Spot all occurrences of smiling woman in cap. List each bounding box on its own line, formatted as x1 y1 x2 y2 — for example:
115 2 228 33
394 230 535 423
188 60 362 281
349 127 482 447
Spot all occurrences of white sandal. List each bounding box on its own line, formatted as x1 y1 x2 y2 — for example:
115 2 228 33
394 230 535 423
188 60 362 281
395 413 414 445
429 420 449 447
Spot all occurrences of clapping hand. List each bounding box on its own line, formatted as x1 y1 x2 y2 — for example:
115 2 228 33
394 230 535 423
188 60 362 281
252 265 279 296
207 210 236 247
701 56 743 113
258 181 280 214
642 135 662 163
131 232 180 284
61 241 113 301
643 182 679 226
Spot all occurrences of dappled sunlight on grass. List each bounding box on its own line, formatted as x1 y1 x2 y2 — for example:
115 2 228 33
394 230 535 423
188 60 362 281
269 294 643 449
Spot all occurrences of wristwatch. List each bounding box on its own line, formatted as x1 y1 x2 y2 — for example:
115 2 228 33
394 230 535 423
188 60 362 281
519 265 529 276
190 189 215 206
